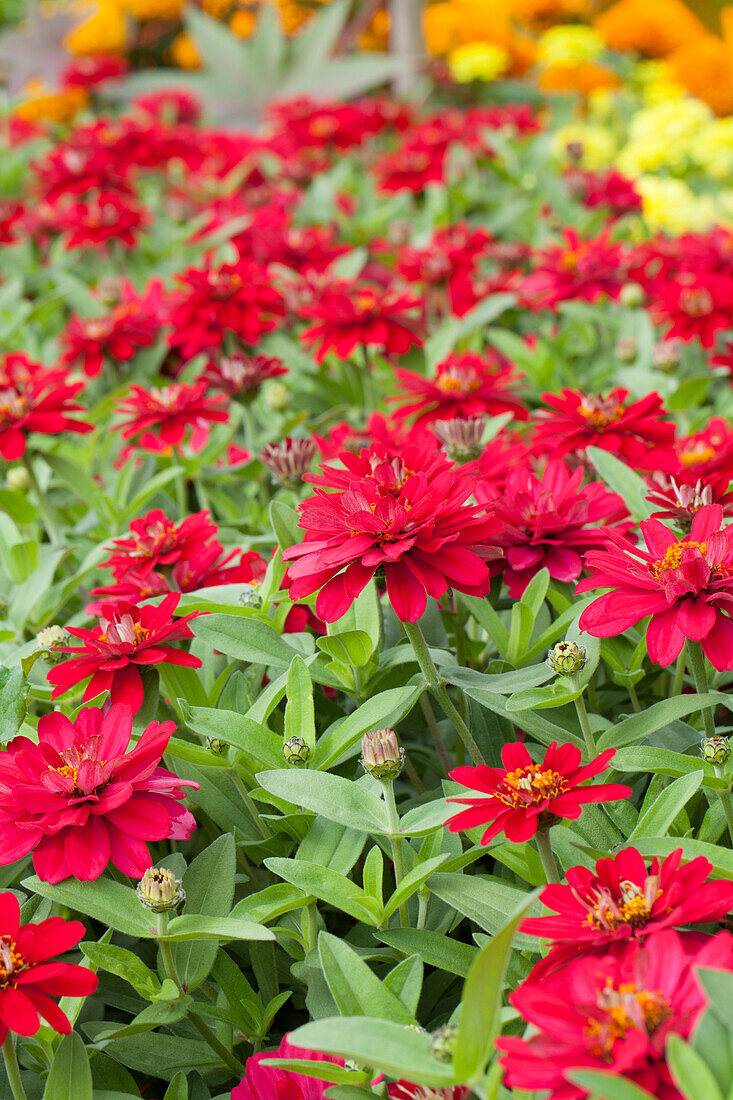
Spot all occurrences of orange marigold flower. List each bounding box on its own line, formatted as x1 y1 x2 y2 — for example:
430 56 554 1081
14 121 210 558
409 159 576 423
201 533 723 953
669 22 733 117
594 0 707 58
539 59 621 94
169 30 202 68
512 0 591 32
14 82 88 125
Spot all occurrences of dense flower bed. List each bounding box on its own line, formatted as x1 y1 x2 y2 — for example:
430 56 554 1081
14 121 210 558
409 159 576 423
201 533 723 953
3 15 733 1100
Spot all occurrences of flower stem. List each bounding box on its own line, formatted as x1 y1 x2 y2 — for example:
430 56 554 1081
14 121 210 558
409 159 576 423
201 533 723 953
535 828 560 885
686 639 716 739
383 778 409 927
172 450 187 517
22 452 60 544
402 619 484 766
672 651 686 696
230 764 273 840
419 693 451 776
2 1036 27 1100
573 691 596 758
155 911 245 1076
715 784 733 847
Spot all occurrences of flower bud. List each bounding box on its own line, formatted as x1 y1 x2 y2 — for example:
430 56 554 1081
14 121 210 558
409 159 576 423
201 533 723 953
653 339 681 371
259 437 316 487
431 416 486 462
547 641 587 676
0 596 7 619
5 467 29 492
430 1023 458 1063
615 335 637 363
619 282 645 309
701 735 731 766
266 382 290 412
238 587 262 609
206 737 226 755
136 867 185 912
36 624 69 662
283 736 311 767
360 728 405 780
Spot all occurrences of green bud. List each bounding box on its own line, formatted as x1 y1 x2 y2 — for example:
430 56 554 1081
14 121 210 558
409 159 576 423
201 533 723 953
136 867 185 912
547 641 587 676
619 282 645 308
701 736 731 766
5 467 29 492
616 335 637 363
430 1023 459 1063
266 382 290 411
206 737 226 755
360 728 404 781
238 587 262 609
283 736 311 767
36 624 69 662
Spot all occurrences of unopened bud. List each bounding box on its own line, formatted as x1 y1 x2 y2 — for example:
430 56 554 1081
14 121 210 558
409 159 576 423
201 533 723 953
431 416 486 462
615 335 637 363
653 339 681 371
283 736 311 766
701 736 731 766
360 728 404 780
259 437 316 487
136 867 185 912
547 641 587 676
619 282 645 308
430 1023 458 1063
206 737 226 755
5 467 29 492
238 587 262 609
36 624 69 661
266 382 290 412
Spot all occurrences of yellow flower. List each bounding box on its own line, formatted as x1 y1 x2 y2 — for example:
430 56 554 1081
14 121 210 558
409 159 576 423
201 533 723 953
552 122 617 168
448 41 510 82
537 26 604 66
423 2 461 56
615 97 711 174
636 175 718 234
230 9 256 37
15 81 88 124
64 0 126 57
119 0 182 19
359 7 390 52
169 31 202 68
695 118 733 179
594 0 707 59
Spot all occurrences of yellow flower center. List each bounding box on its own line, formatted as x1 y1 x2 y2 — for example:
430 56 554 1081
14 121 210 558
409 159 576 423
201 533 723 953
584 981 672 1061
577 396 625 428
0 937 26 989
498 764 567 807
435 367 482 395
650 540 707 578
680 444 715 466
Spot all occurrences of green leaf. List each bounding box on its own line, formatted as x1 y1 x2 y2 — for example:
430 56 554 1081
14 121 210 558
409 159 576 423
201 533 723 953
79 943 160 1000
630 771 704 839
428 872 540 943
632 837 733 880
453 888 541 1080
612 745 724 788
318 932 414 1023
362 846 384 908
285 655 316 754
586 447 654 522
598 694 728 751
313 686 423 768
384 955 423 1017
161 915 274 942
163 1073 188 1100
172 834 236 991
376 928 478 977
666 1034 725 1100
270 500 302 549
383 856 448 920
256 769 389 834
22 875 153 937
44 1033 92 1100
567 1069 657 1100
187 706 283 769
190 613 298 668
0 664 27 742
265 858 381 925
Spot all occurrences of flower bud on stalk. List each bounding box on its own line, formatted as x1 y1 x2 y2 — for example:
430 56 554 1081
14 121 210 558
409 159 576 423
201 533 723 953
206 737 226 755
701 735 731 767
5 466 29 492
283 736 311 767
547 641 587 676
615 335 637 363
136 867 186 912
430 1023 459 1063
360 728 405 781
431 416 487 462
619 282 645 308
36 624 69 662
259 437 317 487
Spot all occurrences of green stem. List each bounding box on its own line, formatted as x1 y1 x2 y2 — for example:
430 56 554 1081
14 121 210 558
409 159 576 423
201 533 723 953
403 619 484 766
173 450 187 517
241 403 258 452
715 785 733 847
573 691 596 758
230 766 273 840
156 912 246 1077
416 887 428 931
535 828 560 885
672 650 686 696
383 779 409 927
686 639 716 739
2 1036 28 1100
22 452 60 544
419 693 451 776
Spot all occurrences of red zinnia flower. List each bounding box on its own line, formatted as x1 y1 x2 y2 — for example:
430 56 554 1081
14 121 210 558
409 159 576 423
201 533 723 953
96 509 220 580
0 893 98 1041
299 283 423 363
669 417 733 487
531 388 675 469
55 190 149 250
283 443 497 622
650 272 733 349
113 381 229 454
520 229 628 310
391 351 527 427
47 593 201 711
0 352 92 460
472 431 532 505
389 1088 470 1100
498 929 733 1100
61 279 165 378
564 167 642 219
447 741 630 844
0 704 197 883
201 352 287 400
486 459 630 598
646 476 733 529
167 261 285 363
232 1035 344 1100
521 846 733 976
578 503 733 669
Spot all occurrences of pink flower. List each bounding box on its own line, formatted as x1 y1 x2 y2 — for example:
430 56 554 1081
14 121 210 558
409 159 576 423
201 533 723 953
232 1035 343 1100
578 503 733 669
0 704 197 883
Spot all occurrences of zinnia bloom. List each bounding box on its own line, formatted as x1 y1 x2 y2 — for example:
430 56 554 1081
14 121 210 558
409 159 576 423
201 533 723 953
61 280 165 378
669 417 733 487
47 593 201 711
0 352 92 460
232 1035 344 1100
578 503 733 668
649 272 733 349
55 190 149 250
113 381 229 454
486 459 630 598
0 705 197 883
390 1088 470 1100
521 846 733 975
448 741 631 844
498 929 733 1099
202 352 287 401
531 388 675 470
283 443 497 622
521 229 628 310
0 893 98 1041
391 351 527 427
299 283 423 363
